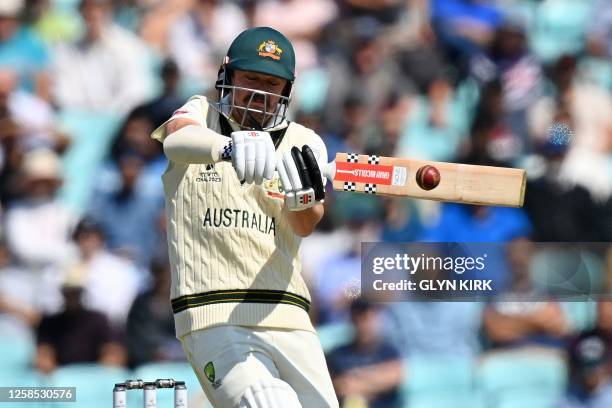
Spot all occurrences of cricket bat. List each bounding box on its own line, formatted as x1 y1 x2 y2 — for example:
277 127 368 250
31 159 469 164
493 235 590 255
322 153 526 207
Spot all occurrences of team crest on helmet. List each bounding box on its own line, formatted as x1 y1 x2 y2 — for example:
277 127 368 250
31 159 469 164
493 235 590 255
258 40 283 60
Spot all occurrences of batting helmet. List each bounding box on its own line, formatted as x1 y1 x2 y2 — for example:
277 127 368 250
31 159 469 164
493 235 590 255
215 27 296 130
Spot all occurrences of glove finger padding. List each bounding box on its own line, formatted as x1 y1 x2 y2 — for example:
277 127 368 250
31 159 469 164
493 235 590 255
291 146 312 190
254 141 266 184
231 132 246 181
301 145 325 201
283 150 302 190
277 159 291 193
263 137 276 180
244 142 255 184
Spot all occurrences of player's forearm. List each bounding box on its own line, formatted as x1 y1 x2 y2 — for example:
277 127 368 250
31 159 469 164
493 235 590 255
284 203 324 237
163 124 230 164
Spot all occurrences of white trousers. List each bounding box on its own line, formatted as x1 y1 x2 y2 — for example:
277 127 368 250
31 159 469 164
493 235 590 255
181 325 339 408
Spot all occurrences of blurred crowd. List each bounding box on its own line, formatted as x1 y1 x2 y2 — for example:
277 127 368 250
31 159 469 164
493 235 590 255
0 0 611 407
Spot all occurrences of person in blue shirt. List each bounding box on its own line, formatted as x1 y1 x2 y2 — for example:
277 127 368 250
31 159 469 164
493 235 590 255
88 151 164 269
556 330 612 408
0 0 49 94
326 298 403 408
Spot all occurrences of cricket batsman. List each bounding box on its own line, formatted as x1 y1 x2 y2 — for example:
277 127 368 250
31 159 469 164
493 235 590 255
151 27 339 407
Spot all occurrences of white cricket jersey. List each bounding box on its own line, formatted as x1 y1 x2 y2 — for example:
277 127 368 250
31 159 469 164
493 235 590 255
151 96 327 338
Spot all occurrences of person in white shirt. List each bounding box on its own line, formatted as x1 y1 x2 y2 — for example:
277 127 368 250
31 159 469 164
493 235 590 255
51 0 152 112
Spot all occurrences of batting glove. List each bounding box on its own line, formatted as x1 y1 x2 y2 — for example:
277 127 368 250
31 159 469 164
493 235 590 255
277 145 326 211
229 130 276 184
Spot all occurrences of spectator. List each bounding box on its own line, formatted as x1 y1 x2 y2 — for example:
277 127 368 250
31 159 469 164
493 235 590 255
61 217 140 328
135 59 184 130
34 268 126 374
396 77 468 162
467 79 522 167
52 0 152 112
596 301 612 349
29 0 80 45
556 330 612 407
368 90 411 157
385 301 483 359
0 0 50 97
0 68 69 151
324 93 373 160
482 245 572 349
0 118 24 206
322 17 407 139
528 54 612 203
106 107 166 198
379 198 422 243
126 258 182 369
586 0 612 59
3 148 77 270
254 0 338 72
483 301 570 349
431 0 502 79
0 240 41 340
89 152 164 268
485 18 544 153
327 298 403 408
337 0 404 26
523 114 607 241
166 0 246 93
313 209 380 324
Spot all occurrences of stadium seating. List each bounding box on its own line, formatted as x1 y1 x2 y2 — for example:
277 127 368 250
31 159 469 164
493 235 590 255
476 349 567 408
316 321 354 353
402 357 482 408
49 364 131 408
0 335 35 373
56 111 123 213
530 0 593 62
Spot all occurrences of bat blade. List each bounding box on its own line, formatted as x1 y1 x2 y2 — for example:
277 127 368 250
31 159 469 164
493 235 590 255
327 153 526 207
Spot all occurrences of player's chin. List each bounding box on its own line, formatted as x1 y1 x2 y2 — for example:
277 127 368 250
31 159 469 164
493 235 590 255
242 113 265 129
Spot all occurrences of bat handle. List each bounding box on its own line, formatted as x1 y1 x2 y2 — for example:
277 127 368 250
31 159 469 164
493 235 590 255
321 161 336 181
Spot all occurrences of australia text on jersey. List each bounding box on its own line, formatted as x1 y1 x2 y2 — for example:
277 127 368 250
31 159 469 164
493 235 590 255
202 208 276 236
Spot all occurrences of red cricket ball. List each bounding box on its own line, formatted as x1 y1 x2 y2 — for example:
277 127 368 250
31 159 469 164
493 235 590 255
416 165 441 190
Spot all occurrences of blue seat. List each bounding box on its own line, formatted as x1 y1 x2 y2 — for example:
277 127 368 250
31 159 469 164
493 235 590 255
316 321 354 353
476 350 567 408
0 335 34 373
407 393 485 408
530 0 593 62
49 363 130 408
403 357 477 407
560 301 597 333
0 368 44 386
56 110 123 213
133 362 208 407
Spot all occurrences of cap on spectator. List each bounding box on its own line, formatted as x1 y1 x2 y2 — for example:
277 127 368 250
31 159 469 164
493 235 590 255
0 0 23 17
570 330 609 371
21 148 63 182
